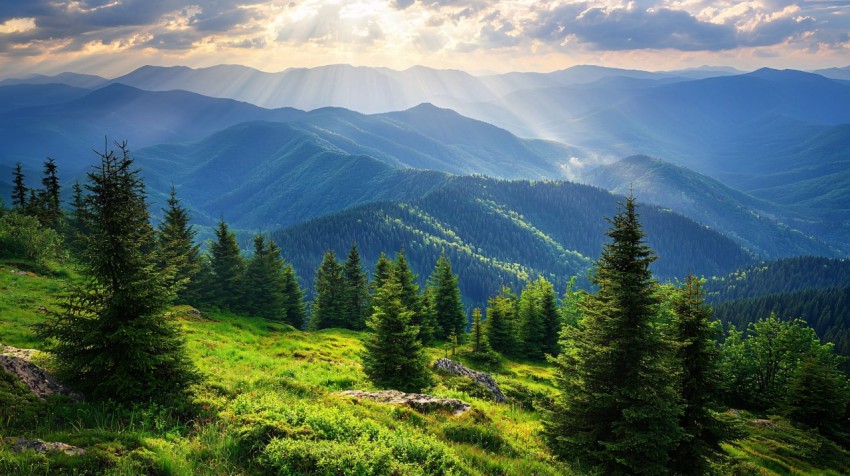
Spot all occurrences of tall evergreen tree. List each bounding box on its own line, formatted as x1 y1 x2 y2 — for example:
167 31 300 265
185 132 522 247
37 142 198 403
370 252 392 296
282 263 307 329
39 157 62 230
782 356 850 444
518 277 560 360
11 162 26 210
427 251 465 340
242 235 287 320
670 275 725 475
486 286 519 355
311 250 346 329
544 196 682 475
394 249 435 342
342 242 370 330
470 308 490 354
209 219 244 310
362 278 432 393
157 186 200 303
66 181 87 257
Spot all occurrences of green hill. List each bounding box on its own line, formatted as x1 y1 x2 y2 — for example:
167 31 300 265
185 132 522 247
2 260 848 475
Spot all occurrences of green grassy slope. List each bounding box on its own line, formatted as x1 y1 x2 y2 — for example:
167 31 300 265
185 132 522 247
1 262 848 475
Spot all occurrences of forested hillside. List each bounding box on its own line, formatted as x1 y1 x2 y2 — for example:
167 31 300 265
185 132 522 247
273 177 754 306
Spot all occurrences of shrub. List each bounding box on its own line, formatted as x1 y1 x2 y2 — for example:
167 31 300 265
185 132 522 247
0 212 63 266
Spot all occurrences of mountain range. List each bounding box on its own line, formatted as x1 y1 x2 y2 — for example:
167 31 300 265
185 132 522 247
0 63 848 302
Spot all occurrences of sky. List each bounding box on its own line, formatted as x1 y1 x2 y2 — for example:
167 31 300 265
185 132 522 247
0 0 848 78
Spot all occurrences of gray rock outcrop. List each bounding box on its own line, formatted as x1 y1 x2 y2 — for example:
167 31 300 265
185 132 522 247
432 358 506 403
3 437 86 456
338 390 471 415
0 344 82 401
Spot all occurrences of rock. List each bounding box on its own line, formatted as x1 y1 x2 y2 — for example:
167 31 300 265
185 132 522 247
338 390 471 415
9 269 36 277
0 345 82 401
3 437 86 456
750 419 778 430
432 358 506 403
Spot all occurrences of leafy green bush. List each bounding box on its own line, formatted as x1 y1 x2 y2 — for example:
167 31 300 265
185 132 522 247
0 212 63 266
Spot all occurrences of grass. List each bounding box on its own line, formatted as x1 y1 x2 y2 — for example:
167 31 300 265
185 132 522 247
1 258 848 475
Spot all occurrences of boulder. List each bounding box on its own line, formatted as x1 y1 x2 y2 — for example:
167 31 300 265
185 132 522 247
3 437 86 456
432 358 506 403
0 344 82 401
338 390 471 415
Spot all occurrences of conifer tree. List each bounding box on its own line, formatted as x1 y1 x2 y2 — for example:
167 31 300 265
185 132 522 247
11 162 26 210
282 263 307 329
782 356 850 443
342 242 370 330
518 277 560 359
427 251 465 340
394 249 435 342
544 196 682 474
209 219 244 310
670 274 725 474
370 252 392 295
311 250 346 329
157 186 200 302
39 157 62 230
362 278 432 393
38 142 198 403
66 181 87 257
486 286 519 355
470 308 490 353
242 234 287 320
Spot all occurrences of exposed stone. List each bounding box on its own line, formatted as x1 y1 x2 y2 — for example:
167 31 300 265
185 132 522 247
0 345 82 401
9 269 36 277
338 390 471 415
432 358 506 403
3 437 86 456
750 419 779 430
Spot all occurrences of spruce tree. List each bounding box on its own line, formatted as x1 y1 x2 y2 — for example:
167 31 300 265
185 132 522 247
486 286 519 355
39 157 62 230
242 234 287 320
362 278 432 393
470 308 490 353
782 356 850 443
394 249 435 342
518 277 559 360
282 263 307 329
370 252 392 295
670 275 725 474
427 251 465 340
209 219 244 310
311 250 346 329
342 242 370 330
544 196 682 475
66 181 87 257
157 186 200 303
11 162 26 210
37 142 198 403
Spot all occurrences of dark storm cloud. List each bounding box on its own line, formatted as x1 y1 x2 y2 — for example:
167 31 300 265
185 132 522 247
526 3 818 52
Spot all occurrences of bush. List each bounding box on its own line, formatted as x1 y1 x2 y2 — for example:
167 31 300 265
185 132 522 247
442 422 513 454
0 212 63 266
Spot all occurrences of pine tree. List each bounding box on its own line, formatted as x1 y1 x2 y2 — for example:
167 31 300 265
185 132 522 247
544 196 683 475
157 186 200 303
670 274 725 474
208 219 244 310
282 263 307 329
427 251 465 340
242 234 287 320
518 277 559 359
37 141 198 403
11 162 26 210
782 356 850 443
39 157 62 230
370 252 392 295
311 250 346 329
66 181 87 257
471 308 490 353
394 249 435 342
342 242 370 330
486 286 519 355
362 278 432 393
